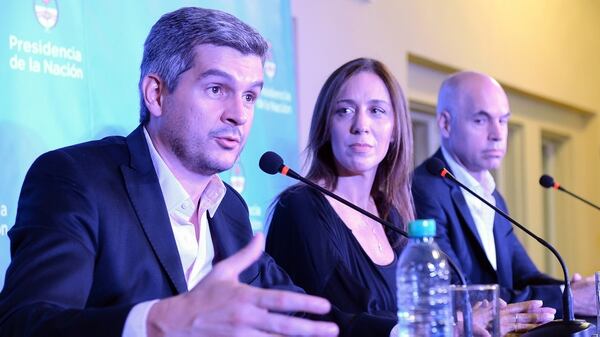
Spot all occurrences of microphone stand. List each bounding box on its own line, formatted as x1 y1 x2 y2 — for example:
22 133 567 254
260 152 474 337
558 187 600 212
435 166 593 336
540 175 600 212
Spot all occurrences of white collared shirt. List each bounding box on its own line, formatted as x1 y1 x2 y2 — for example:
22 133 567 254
122 128 226 337
442 147 498 270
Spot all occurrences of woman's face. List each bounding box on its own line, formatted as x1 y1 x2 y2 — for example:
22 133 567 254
329 71 395 177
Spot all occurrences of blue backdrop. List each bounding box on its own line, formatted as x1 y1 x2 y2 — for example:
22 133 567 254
0 0 298 288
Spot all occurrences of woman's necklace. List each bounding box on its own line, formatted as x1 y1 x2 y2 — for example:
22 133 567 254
364 197 384 253
327 193 386 254
363 217 384 252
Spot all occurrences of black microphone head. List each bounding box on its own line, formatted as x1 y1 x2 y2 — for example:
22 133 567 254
259 151 284 175
539 174 555 189
425 158 446 177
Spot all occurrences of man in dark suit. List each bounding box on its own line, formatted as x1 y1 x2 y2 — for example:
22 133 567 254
412 71 595 318
0 7 338 337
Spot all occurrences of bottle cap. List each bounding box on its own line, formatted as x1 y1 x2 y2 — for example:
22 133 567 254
408 219 436 237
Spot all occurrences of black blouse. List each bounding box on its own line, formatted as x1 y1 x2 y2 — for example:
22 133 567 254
266 185 405 337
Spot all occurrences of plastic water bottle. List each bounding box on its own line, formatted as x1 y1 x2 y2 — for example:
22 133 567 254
396 219 452 337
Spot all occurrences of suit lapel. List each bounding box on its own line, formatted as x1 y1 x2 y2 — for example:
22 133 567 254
121 126 187 294
449 185 486 250
208 195 246 263
492 191 513 287
207 209 232 264
436 150 496 273
436 151 487 251
208 190 257 284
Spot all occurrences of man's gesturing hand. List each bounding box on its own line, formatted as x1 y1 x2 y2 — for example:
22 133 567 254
147 233 339 337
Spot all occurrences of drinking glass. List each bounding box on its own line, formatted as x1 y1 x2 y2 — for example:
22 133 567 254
450 284 500 337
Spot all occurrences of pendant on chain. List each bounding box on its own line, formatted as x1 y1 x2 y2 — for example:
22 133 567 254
371 227 383 251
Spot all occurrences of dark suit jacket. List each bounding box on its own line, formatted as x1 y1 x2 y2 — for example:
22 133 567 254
0 125 300 337
412 149 563 316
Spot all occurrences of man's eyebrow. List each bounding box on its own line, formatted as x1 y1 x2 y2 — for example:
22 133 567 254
249 81 264 91
198 69 264 90
474 110 511 117
199 69 233 80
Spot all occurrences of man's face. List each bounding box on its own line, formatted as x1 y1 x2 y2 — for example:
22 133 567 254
155 44 263 176
441 79 510 174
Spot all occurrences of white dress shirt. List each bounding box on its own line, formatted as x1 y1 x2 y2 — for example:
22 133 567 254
121 128 226 337
442 147 498 270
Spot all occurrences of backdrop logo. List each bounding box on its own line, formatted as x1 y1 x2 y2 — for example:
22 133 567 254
229 162 246 194
264 60 276 79
34 0 59 30
264 41 277 79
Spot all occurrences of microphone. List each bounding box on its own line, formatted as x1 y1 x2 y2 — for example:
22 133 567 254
259 152 409 234
260 151 468 282
426 158 593 337
260 151 474 337
539 174 600 212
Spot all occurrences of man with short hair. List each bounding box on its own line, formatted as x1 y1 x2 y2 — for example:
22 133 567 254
0 7 338 337
412 71 595 318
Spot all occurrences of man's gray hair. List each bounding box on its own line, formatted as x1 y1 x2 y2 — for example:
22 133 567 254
138 7 269 124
